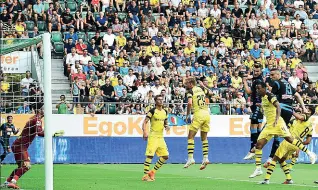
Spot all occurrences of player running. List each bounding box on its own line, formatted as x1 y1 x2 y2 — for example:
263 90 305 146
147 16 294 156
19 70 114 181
263 68 307 167
249 82 316 178
2 109 64 189
0 116 19 163
242 65 264 160
259 106 315 185
142 95 170 182
184 77 210 170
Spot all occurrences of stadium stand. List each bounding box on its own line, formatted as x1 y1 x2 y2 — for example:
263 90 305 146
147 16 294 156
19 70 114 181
1 0 318 115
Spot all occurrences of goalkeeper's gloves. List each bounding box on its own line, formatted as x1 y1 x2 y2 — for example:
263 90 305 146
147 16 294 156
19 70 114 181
53 130 65 137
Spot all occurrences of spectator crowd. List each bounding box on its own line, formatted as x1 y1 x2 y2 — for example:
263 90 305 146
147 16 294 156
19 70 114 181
1 0 318 115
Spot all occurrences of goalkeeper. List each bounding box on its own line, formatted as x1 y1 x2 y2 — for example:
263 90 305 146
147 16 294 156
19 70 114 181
2 109 64 189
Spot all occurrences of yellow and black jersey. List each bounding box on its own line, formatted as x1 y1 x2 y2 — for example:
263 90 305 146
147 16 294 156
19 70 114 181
146 108 168 137
261 92 279 124
186 86 209 115
288 116 313 141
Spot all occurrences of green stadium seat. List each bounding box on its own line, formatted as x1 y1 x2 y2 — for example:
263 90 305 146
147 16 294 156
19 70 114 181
153 13 160 21
60 2 66 9
25 21 35 31
53 42 64 54
108 104 116 114
66 1 77 12
51 32 63 43
100 32 106 37
210 105 221 115
44 2 50 11
87 32 96 41
77 31 87 42
37 21 47 31
118 12 127 21
94 12 100 20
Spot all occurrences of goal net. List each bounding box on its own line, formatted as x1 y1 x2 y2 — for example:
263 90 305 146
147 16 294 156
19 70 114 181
0 33 52 190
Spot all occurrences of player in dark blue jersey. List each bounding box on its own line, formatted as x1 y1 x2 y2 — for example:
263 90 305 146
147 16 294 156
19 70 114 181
262 68 307 167
0 116 19 163
243 65 264 160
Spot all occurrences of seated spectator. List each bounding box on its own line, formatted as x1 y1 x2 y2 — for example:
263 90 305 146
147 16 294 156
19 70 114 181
75 38 87 55
95 12 108 31
48 9 61 32
16 101 31 114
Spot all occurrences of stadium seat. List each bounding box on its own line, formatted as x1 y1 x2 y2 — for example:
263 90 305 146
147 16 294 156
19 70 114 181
100 32 106 37
81 12 87 19
77 32 87 42
153 13 160 21
87 32 96 41
59 2 66 9
28 31 34 38
210 105 221 115
278 16 285 21
25 21 35 31
51 32 63 43
108 104 116 114
118 12 127 21
66 1 77 12
44 2 50 11
63 31 70 40
53 42 64 54
94 12 100 20
37 21 47 31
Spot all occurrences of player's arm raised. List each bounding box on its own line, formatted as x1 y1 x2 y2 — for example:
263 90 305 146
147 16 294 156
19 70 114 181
293 111 308 121
294 92 307 113
242 77 252 94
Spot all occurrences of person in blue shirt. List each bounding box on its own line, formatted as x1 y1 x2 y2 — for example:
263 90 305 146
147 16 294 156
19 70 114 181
114 79 127 100
203 61 215 76
193 21 205 38
273 45 283 59
83 61 96 74
64 27 78 45
96 12 108 30
217 70 231 88
250 44 261 60
152 32 164 46
120 62 130 76
128 11 140 32
190 62 203 79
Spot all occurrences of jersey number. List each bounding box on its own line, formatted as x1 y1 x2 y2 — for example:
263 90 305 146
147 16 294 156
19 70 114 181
197 95 205 107
300 127 310 138
285 83 293 95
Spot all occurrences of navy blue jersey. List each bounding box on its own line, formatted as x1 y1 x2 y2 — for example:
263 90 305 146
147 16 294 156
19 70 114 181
270 78 296 106
0 123 17 140
250 75 263 105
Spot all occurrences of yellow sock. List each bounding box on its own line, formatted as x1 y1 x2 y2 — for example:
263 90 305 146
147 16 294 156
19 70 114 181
265 160 276 180
202 140 209 159
291 139 308 153
144 157 152 174
153 157 167 172
281 161 292 180
188 139 195 159
289 157 297 170
255 149 262 169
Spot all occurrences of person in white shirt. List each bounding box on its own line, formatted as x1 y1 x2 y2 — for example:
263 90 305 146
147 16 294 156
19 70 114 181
210 4 221 19
281 15 292 29
291 15 302 29
294 0 304 9
153 61 166 76
66 48 79 65
293 35 304 49
182 21 194 36
248 13 258 30
258 14 270 30
268 33 278 48
123 69 137 91
288 71 300 89
103 28 116 47
137 79 150 99
150 80 164 96
148 22 158 38
310 23 318 40
79 49 91 65
197 2 209 18
20 70 34 96
104 53 116 66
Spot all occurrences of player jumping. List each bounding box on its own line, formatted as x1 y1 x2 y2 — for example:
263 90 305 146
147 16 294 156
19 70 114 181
2 109 64 189
242 65 264 160
259 106 315 184
0 116 19 163
263 68 307 168
184 77 210 170
142 95 170 182
249 82 316 178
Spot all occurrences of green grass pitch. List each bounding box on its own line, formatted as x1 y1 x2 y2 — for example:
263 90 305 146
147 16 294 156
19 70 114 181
1 164 318 190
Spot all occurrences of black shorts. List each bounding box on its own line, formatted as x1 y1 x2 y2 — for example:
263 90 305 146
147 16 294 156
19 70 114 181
250 105 263 125
280 103 293 125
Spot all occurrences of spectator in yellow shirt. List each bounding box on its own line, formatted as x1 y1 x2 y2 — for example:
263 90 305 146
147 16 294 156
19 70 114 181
247 38 255 50
1 75 10 93
184 42 196 56
279 54 288 69
290 53 302 69
220 33 233 49
244 56 254 69
146 40 160 56
231 71 242 89
203 15 217 29
305 38 315 62
115 32 127 48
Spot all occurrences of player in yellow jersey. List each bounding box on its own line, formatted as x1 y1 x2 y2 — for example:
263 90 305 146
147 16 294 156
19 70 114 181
259 106 315 185
184 77 211 170
249 82 316 178
142 95 169 182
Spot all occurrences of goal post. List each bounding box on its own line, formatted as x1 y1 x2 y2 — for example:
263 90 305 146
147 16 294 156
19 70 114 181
43 33 53 190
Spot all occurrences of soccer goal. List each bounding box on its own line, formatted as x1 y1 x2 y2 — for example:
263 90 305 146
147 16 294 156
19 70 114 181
0 33 53 190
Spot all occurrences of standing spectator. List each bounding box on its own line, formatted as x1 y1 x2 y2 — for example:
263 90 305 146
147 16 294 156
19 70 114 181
56 95 71 114
101 79 115 102
20 71 33 96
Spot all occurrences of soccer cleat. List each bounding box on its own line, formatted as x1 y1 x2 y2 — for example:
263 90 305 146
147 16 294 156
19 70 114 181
141 175 154 182
147 170 156 181
263 158 273 168
314 180 318 184
7 183 20 189
184 158 195 168
249 168 263 178
0 181 9 188
308 151 317 164
258 180 269 185
200 158 210 170
243 152 255 160
282 180 294 184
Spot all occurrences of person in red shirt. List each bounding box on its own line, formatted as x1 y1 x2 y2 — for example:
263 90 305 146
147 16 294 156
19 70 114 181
3 109 64 189
75 38 87 55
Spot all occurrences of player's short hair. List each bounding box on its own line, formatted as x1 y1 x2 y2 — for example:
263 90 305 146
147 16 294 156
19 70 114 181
185 77 196 85
256 81 266 88
254 64 262 69
307 106 315 116
270 68 280 73
7 115 12 120
154 95 162 101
